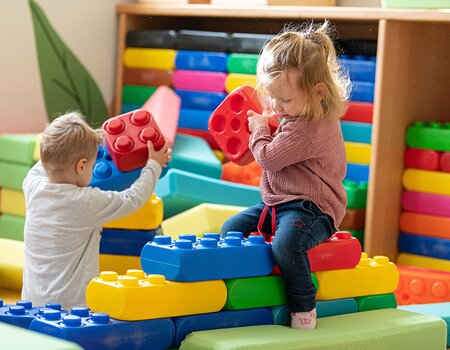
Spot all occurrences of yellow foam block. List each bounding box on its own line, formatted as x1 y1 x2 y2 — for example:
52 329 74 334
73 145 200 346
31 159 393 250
225 74 257 93
124 48 176 70
315 253 398 300
33 133 41 161
403 168 450 196
86 270 227 320
0 188 25 217
99 254 141 275
0 288 21 304
161 203 246 239
103 193 163 230
0 238 24 291
397 253 450 273
213 150 226 163
345 142 372 165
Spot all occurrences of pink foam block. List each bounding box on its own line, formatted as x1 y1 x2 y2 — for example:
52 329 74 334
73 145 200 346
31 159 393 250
401 190 450 217
172 70 226 93
141 85 180 145
440 152 450 173
404 148 440 171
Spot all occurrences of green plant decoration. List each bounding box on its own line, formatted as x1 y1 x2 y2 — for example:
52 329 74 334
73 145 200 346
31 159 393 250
29 0 108 127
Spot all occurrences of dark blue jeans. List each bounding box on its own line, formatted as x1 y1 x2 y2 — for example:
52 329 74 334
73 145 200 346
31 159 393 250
220 200 335 312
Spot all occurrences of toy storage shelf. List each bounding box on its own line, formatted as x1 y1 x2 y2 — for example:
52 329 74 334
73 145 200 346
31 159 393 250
115 4 450 260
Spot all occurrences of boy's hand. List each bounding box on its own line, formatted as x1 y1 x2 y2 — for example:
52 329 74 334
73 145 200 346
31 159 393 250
248 110 269 132
148 139 172 168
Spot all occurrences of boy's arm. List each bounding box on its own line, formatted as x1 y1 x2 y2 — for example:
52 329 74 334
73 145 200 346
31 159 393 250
22 161 48 196
89 159 162 226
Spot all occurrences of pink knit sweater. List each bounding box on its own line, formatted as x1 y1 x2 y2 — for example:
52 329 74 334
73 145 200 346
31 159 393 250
249 116 347 228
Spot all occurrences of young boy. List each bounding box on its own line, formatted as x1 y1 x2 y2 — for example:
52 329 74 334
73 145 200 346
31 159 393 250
22 112 172 309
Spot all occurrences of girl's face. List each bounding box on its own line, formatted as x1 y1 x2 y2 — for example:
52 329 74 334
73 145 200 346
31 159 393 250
265 69 307 119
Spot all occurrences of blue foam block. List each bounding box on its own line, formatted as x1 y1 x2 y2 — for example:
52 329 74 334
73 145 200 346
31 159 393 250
176 90 226 110
351 81 375 103
0 301 63 328
398 233 450 260
29 308 175 350
173 308 273 347
340 58 376 82
100 228 158 256
141 235 273 282
341 121 372 144
346 163 370 182
169 133 222 179
175 51 228 72
272 298 358 326
155 169 262 218
178 108 213 131
121 103 141 114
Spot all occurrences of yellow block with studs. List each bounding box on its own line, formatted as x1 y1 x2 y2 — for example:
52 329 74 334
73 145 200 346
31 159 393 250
403 168 450 196
99 254 141 275
345 142 371 165
0 188 25 217
103 193 163 230
397 253 450 273
86 270 227 320
315 253 399 300
124 48 176 70
225 74 257 93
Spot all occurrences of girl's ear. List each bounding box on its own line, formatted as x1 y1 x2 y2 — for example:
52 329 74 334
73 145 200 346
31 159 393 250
75 158 87 175
314 83 326 101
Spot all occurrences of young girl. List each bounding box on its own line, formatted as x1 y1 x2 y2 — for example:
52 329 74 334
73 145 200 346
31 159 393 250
220 22 350 329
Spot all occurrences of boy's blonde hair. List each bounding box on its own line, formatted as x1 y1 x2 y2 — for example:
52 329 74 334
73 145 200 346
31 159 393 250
40 112 104 172
257 21 351 120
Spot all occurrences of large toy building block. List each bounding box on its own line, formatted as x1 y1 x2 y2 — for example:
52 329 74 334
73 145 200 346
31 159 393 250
0 134 38 166
355 293 397 312
340 57 376 82
29 308 175 350
102 109 165 172
342 101 373 123
225 73 257 93
176 90 226 111
141 235 273 282
123 67 173 86
351 81 374 102
99 254 141 275
0 321 83 350
0 301 62 328
227 53 258 75
346 162 370 182
122 84 157 104
0 238 23 290
340 121 372 144
155 169 262 218
178 108 214 131
173 308 273 348
123 48 176 70
86 270 227 320
402 190 450 217
169 133 222 179
398 302 450 346
345 142 371 165
126 29 177 49
398 253 450 273
404 148 440 171
272 298 358 326
178 309 447 350
406 121 450 151
89 145 140 191
103 193 163 230
341 208 366 230
161 203 245 239
0 188 25 216
403 168 450 196
175 50 228 72
222 161 262 187
270 232 361 274
100 228 157 256
208 85 279 166
0 161 31 190
0 214 25 241
141 85 181 146
400 212 450 239
399 232 450 260
315 253 399 300
172 70 227 93
175 30 229 52
440 152 450 172
395 265 450 305
344 180 368 209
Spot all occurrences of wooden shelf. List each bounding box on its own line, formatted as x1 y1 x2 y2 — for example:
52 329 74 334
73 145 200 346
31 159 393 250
114 4 450 260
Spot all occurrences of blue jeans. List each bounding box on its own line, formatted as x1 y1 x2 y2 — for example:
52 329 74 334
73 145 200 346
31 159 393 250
220 200 335 312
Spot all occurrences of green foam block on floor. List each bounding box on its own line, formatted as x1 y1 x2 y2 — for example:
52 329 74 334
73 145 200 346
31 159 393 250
0 321 83 350
0 214 25 241
0 162 31 190
0 134 38 166
179 309 447 350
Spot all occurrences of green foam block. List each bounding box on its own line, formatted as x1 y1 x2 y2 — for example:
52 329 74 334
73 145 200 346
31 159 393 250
180 309 447 350
0 134 38 166
0 161 31 190
0 321 83 350
356 293 397 312
122 84 157 104
0 214 25 241
227 53 258 74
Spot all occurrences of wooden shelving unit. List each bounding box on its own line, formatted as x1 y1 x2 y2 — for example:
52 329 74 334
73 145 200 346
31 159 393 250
115 3 450 260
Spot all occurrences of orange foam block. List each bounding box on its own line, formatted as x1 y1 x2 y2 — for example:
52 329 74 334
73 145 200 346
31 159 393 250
400 211 450 239
222 161 262 187
142 85 180 145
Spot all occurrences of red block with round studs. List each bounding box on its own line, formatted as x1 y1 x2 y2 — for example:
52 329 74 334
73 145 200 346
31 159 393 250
208 85 279 166
102 109 165 172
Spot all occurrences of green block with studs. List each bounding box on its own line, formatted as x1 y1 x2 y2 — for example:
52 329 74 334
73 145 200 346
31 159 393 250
344 180 368 209
356 293 397 312
406 121 450 151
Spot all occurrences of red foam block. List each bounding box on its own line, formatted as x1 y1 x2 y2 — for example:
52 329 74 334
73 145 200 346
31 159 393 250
440 152 450 173
342 101 373 123
404 148 440 171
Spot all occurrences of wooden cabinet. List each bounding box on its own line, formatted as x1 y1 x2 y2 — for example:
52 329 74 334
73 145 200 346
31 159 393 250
115 3 450 260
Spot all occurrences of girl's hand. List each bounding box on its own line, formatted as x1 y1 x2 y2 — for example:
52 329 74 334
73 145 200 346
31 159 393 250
247 110 269 132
